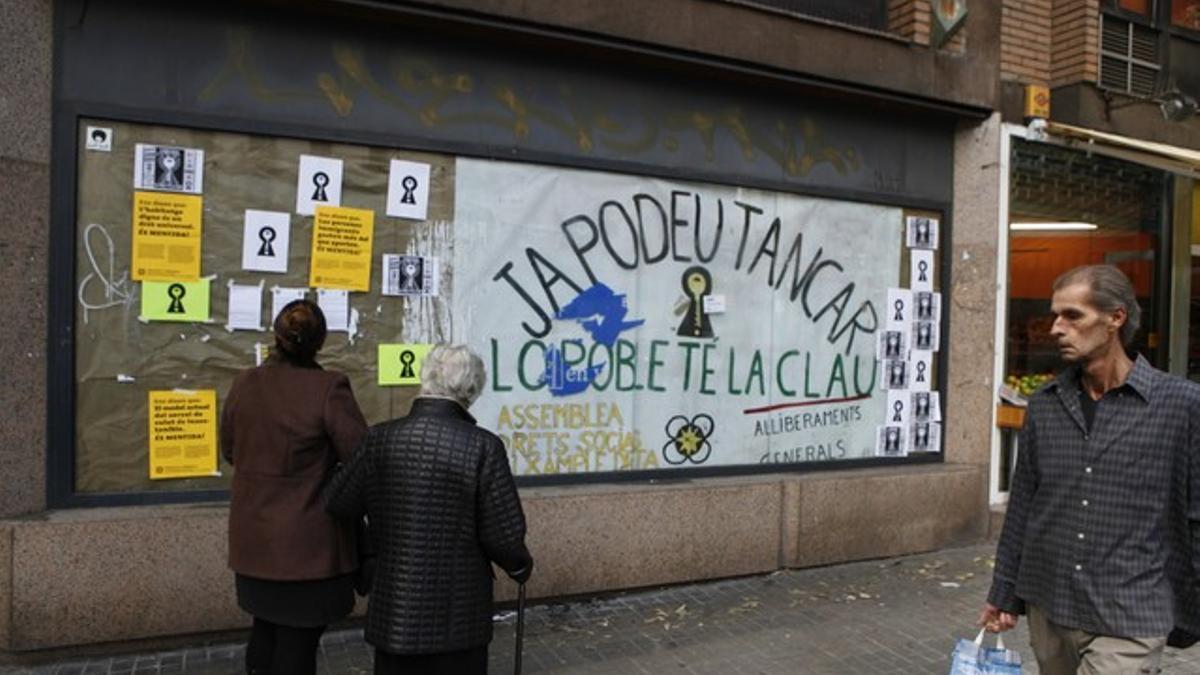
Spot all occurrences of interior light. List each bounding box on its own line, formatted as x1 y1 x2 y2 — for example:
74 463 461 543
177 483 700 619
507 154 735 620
1009 222 1099 231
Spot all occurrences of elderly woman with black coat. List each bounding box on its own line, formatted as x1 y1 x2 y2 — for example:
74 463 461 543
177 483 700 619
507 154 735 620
221 299 368 675
324 344 533 675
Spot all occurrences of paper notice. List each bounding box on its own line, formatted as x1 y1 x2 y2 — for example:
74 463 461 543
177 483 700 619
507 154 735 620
386 159 432 220
148 389 218 479
242 210 291 273
141 278 211 322
226 281 264 331
378 343 433 385
270 287 307 324
296 154 343 215
310 206 374 291
318 288 351 333
131 191 203 282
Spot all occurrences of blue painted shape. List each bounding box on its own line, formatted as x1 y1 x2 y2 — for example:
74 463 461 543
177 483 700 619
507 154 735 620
557 283 645 347
543 344 605 397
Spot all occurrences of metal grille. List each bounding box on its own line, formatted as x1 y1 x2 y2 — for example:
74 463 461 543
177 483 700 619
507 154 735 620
729 0 888 30
1010 140 1163 231
1099 14 1162 97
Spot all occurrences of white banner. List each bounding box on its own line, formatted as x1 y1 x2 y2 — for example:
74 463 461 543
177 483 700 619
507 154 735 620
453 159 903 476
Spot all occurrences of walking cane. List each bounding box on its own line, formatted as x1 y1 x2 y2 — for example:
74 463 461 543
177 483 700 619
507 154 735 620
514 581 526 675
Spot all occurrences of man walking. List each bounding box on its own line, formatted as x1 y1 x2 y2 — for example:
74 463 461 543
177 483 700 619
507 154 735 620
980 264 1200 674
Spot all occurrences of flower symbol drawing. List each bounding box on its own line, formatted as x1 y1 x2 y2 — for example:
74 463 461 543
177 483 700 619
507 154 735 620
662 414 714 465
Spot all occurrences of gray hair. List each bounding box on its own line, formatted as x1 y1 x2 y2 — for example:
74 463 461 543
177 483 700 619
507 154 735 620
1052 264 1141 347
419 344 487 407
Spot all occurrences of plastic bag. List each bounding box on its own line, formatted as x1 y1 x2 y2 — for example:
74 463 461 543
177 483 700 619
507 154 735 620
949 629 1023 674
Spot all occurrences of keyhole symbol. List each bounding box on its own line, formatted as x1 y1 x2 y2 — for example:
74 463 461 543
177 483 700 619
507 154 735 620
257 226 276 257
167 283 186 314
312 172 330 201
400 176 418 205
688 274 705 334
399 350 416 379
676 266 714 339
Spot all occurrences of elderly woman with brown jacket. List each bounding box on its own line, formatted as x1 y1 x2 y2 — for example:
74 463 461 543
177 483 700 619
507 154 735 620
221 299 367 675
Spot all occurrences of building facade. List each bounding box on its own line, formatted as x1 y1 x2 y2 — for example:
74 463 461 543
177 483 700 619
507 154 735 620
0 0 1011 653
991 0 1200 502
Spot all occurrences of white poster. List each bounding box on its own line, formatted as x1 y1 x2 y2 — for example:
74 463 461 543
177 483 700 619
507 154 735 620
386 160 432 220
886 390 910 428
911 351 934 391
452 159 903 476
885 288 913 331
911 249 935 291
226 281 264 332
86 126 112 152
270 286 307 324
242 210 291 273
295 155 343 215
317 288 351 333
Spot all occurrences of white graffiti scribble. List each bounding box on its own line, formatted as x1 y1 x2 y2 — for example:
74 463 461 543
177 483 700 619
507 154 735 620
77 223 135 323
402 219 453 343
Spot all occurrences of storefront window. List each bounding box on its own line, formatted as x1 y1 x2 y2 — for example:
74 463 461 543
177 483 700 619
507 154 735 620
1118 0 1156 16
1118 0 1154 17
1005 140 1167 393
72 117 943 498
1172 0 1200 29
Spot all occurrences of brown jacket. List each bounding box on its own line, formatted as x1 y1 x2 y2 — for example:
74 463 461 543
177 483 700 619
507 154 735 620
221 358 367 581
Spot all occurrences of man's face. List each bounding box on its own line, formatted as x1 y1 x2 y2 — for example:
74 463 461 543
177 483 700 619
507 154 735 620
1049 283 1124 364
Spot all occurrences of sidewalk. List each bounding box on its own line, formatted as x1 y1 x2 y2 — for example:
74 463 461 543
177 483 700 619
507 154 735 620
5 543 1200 674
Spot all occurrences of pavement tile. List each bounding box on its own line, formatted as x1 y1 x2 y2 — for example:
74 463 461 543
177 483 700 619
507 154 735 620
7 544 1200 674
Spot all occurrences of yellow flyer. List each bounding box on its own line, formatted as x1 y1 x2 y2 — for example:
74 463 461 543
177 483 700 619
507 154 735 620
309 205 374 291
378 343 432 385
148 390 218 480
131 191 203 281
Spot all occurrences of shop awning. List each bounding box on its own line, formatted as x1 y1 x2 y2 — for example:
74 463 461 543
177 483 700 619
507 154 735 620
1047 122 1200 178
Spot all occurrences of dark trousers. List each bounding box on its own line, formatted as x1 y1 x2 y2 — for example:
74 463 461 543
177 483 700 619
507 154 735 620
373 645 488 675
245 617 326 675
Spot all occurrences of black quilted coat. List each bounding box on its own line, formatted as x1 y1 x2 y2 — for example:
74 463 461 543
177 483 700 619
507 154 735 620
323 397 531 654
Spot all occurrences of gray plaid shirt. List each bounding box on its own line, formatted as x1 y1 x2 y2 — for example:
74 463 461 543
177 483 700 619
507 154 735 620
988 355 1200 638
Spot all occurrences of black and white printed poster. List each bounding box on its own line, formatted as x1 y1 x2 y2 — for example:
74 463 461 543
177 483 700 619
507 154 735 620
295 154 343 215
133 144 204 194
242 210 291 273
905 216 938 250
382 254 439 297
386 160 432 221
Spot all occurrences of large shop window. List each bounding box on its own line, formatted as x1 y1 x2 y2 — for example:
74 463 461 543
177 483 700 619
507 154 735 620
67 118 945 501
1005 139 1168 397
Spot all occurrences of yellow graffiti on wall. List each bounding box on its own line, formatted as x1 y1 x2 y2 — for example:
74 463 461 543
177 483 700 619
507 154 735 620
494 402 660 475
198 29 861 178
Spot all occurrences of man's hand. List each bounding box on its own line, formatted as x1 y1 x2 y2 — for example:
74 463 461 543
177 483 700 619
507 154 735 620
978 603 1019 633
